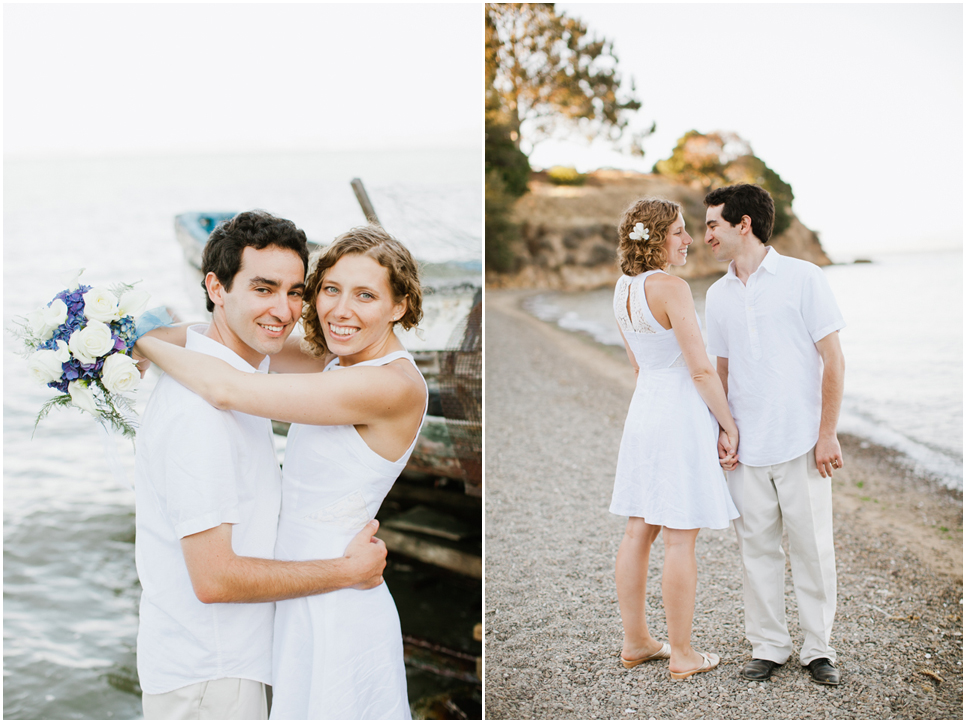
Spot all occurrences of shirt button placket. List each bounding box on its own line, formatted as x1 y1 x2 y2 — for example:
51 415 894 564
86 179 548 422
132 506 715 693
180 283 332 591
747 276 761 360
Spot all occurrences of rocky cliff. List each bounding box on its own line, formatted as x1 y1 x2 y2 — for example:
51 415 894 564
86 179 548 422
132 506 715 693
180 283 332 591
486 170 831 290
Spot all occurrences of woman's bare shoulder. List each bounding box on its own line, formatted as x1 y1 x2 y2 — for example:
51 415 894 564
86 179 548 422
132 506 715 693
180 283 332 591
645 272 691 299
384 357 425 395
338 357 424 406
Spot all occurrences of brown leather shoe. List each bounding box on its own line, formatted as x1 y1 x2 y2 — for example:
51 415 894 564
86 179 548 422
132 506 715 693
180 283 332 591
806 657 841 685
740 658 782 681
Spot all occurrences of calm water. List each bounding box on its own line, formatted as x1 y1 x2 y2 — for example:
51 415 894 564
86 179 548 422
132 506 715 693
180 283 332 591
3 149 481 719
525 250 964 491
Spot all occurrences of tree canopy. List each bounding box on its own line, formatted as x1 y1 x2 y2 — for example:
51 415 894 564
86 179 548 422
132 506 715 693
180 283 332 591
654 131 796 237
485 3 644 154
486 8 530 198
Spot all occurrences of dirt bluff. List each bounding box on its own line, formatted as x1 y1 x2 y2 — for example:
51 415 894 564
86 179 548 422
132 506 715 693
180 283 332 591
487 170 831 290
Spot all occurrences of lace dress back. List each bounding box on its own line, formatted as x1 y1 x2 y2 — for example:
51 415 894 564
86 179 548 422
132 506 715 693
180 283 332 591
614 271 688 369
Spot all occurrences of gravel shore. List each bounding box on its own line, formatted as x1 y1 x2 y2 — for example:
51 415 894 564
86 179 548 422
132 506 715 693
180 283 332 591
484 290 963 720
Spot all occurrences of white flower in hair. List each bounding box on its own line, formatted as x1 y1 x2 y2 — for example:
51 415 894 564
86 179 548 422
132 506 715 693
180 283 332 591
629 223 650 241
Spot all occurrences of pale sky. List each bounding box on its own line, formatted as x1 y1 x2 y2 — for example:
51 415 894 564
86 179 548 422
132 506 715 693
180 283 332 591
531 3 963 259
3 3 481 157
4 3 962 260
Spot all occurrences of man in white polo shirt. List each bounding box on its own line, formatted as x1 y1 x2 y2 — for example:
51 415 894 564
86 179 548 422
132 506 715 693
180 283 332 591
134 211 387 719
703 184 846 686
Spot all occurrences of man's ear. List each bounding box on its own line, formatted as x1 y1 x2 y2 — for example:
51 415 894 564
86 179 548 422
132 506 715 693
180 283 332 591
205 272 226 309
739 215 754 235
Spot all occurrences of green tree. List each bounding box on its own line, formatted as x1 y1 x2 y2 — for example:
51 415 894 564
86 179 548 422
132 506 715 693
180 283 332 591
485 5 529 272
486 81 530 197
654 131 795 237
485 3 646 154
485 170 520 273
485 113 529 272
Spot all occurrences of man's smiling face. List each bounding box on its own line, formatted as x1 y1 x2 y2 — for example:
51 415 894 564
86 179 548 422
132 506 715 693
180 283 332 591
211 245 305 367
704 204 743 262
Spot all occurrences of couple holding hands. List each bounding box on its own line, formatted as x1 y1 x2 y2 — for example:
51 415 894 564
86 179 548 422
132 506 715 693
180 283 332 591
610 184 846 686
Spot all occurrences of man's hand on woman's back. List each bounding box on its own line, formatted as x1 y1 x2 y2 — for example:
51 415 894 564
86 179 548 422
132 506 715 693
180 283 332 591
344 519 388 590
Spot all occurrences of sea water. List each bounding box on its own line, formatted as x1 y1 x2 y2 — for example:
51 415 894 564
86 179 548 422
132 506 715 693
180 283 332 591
2 149 481 719
524 250 964 491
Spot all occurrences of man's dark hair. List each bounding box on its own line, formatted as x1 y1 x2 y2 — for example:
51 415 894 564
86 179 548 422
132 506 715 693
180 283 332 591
704 184 776 244
200 211 309 312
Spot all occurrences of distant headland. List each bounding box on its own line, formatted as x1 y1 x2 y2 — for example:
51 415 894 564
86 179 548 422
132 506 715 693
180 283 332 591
486 169 831 290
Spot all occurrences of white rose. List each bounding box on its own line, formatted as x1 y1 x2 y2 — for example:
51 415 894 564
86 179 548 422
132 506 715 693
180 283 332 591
68 380 99 417
118 289 150 318
26 299 68 341
83 287 120 323
27 341 70 385
62 268 85 292
68 320 116 365
101 353 141 393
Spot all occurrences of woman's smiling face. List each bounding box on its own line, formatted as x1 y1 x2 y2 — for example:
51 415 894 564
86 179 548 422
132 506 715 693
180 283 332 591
663 213 693 267
314 253 407 365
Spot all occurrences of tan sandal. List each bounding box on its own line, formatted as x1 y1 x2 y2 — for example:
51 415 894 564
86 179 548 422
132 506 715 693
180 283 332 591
620 642 671 669
670 652 720 680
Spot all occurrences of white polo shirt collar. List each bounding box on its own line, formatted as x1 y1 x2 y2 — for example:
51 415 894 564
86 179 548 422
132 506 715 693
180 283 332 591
187 324 270 374
722 245 779 284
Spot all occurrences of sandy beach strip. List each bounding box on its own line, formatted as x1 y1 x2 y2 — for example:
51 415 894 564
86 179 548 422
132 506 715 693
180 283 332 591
483 289 963 720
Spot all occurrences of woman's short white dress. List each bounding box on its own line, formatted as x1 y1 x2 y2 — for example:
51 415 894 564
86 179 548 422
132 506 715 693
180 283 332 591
610 271 738 530
269 350 426 720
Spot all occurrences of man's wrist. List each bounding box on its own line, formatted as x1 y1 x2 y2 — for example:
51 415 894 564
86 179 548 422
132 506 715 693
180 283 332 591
325 556 356 591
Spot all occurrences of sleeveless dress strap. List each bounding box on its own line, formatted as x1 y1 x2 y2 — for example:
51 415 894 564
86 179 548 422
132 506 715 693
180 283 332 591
325 349 428 460
324 349 414 372
636 270 671 333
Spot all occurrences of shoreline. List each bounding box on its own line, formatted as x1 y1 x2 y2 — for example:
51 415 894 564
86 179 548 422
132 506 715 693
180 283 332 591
484 288 962 720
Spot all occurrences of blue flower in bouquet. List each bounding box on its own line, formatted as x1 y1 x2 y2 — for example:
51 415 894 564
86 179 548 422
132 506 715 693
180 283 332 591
16 270 153 439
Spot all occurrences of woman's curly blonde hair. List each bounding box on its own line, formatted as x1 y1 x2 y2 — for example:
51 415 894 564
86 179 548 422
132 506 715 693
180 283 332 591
301 225 423 358
616 198 682 275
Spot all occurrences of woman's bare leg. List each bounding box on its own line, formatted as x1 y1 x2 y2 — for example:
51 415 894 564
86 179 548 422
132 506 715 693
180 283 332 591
662 527 707 672
615 517 664 660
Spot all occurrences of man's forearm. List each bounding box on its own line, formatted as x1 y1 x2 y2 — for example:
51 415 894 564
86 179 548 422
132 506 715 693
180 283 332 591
192 554 354 604
818 352 844 438
182 521 385 604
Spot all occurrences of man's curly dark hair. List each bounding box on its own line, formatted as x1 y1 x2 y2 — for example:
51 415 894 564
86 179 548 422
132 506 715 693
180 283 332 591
200 211 309 312
704 184 775 244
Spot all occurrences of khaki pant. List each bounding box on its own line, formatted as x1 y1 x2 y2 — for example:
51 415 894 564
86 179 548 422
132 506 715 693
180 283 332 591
727 448 837 665
142 678 268 720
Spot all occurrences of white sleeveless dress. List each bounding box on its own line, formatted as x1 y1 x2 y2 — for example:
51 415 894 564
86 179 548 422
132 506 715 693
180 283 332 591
610 271 739 530
270 350 426 720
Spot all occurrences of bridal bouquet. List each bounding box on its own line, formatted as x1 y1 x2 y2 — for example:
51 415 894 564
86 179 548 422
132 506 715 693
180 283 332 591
15 270 151 439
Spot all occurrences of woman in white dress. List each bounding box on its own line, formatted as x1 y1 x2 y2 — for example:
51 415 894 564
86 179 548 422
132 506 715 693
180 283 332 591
610 198 740 680
137 226 426 719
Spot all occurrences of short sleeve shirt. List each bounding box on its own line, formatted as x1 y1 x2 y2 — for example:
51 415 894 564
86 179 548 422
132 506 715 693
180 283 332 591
134 326 281 694
705 248 845 466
